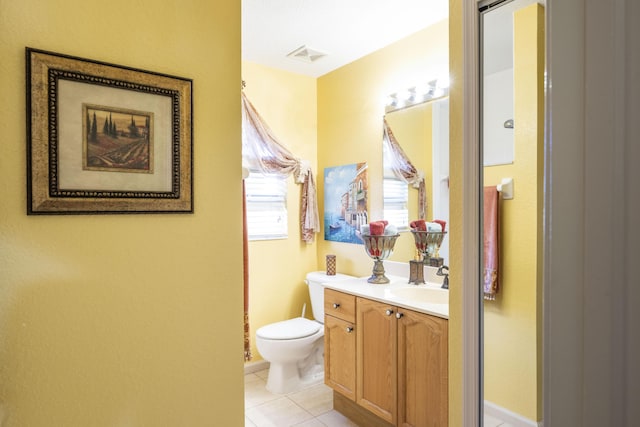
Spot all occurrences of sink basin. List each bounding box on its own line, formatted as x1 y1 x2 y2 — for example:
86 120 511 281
390 287 449 305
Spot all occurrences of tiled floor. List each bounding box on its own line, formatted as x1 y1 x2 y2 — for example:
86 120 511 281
244 368 359 427
245 367 513 427
484 413 514 427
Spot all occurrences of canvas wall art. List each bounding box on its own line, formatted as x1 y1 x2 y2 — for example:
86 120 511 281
323 163 368 244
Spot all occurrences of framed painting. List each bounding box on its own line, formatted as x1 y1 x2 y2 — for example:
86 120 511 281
323 162 368 244
26 47 193 214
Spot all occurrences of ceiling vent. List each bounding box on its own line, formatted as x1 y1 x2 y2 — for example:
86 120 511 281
286 45 327 63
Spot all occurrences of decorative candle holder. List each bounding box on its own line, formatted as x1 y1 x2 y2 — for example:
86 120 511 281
360 234 400 284
411 230 447 266
326 254 336 275
408 259 426 285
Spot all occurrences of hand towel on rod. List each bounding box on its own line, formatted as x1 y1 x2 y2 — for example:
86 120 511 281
483 186 500 300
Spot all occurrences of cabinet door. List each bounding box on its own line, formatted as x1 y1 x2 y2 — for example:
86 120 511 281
324 315 356 400
397 309 448 427
356 297 397 424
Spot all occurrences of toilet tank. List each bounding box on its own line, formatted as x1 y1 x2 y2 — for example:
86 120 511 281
306 271 355 323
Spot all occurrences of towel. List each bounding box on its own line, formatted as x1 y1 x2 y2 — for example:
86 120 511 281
432 219 447 233
369 221 386 236
426 222 443 232
410 219 427 231
384 224 398 235
483 186 500 300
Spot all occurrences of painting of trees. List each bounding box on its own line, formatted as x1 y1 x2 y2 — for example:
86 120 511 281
83 104 154 173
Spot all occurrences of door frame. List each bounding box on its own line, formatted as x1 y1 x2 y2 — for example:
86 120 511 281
462 0 637 425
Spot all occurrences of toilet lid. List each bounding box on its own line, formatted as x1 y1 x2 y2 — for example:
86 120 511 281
256 317 321 340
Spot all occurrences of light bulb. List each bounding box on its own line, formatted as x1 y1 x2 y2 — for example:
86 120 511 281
437 75 450 89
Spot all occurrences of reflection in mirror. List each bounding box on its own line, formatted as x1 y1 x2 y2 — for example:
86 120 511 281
480 0 544 424
383 97 449 265
482 2 516 166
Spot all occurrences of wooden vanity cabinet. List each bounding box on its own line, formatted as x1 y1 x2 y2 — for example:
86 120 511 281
324 290 448 427
356 297 398 424
397 307 448 427
356 297 448 427
324 289 357 400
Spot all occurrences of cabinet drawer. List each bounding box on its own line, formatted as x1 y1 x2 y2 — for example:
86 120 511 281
324 289 356 322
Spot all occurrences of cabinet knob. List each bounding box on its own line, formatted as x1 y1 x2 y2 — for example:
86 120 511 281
345 326 354 333
385 309 394 316
396 312 404 319
332 303 340 309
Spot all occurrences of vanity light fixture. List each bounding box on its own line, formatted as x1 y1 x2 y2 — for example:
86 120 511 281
414 83 431 98
437 75 450 89
385 78 449 113
432 84 445 98
386 94 399 108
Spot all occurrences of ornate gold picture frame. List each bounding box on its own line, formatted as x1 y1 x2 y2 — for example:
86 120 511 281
26 48 193 214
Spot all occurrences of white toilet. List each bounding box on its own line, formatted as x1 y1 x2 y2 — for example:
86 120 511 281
255 271 354 394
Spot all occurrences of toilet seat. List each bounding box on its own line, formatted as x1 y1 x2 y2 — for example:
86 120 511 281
256 317 321 340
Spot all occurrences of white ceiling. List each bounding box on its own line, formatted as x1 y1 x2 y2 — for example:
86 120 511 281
242 0 449 78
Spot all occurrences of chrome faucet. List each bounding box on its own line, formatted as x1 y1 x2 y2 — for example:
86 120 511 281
436 265 449 289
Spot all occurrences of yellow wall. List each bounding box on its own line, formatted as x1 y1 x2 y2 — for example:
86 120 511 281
0 1 244 425
317 20 449 277
241 61 319 361
482 4 544 421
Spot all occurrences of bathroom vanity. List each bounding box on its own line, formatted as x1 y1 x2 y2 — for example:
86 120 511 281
323 276 448 427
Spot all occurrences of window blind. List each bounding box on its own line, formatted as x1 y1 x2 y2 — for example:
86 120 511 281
245 172 288 240
383 177 409 229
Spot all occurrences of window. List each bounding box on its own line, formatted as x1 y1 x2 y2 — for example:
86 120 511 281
244 171 288 240
383 176 409 230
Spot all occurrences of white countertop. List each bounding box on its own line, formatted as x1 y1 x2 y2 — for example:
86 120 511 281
322 274 449 320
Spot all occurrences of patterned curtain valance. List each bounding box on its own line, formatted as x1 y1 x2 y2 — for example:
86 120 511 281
241 92 319 243
382 118 427 220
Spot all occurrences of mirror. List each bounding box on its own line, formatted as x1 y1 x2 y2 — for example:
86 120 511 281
383 97 449 265
482 1 515 167
480 0 544 424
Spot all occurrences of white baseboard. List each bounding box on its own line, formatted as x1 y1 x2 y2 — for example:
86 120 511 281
244 359 269 375
484 400 542 427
